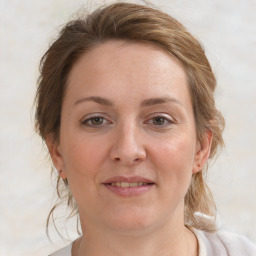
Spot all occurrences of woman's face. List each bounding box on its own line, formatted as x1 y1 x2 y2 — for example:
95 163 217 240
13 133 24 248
48 40 211 234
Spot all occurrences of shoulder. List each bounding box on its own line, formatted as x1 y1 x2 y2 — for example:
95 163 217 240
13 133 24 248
193 228 256 256
217 230 256 254
49 243 72 256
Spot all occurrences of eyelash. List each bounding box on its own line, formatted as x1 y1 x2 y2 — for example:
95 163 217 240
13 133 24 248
81 116 111 127
145 116 173 127
81 114 173 128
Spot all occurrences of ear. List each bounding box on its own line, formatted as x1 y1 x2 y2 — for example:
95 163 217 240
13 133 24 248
46 135 67 179
192 130 212 174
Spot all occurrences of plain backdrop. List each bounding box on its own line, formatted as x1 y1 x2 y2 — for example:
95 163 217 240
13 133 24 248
0 0 255 255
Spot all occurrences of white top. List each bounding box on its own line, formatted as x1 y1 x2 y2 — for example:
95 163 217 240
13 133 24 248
49 229 256 256
49 243 72 256
192 228 256 256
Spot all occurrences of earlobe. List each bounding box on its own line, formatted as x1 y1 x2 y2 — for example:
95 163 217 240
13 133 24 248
45 135 67 179
192 130 212 174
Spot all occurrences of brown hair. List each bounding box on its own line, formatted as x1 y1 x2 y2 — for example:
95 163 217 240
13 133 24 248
35 2 225 235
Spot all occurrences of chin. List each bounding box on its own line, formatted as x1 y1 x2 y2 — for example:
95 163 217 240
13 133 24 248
102 208 158 235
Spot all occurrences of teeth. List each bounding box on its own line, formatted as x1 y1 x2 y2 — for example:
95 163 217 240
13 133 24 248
130 182 139 187
121 182 129 188
110 182 148 187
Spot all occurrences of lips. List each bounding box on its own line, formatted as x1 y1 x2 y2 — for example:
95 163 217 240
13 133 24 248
103 176 155 185
109 182 149 187
102 176 155 197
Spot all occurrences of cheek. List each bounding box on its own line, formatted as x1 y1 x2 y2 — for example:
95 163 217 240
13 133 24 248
150 135 196 188
62 136 109 179
61 137 110 205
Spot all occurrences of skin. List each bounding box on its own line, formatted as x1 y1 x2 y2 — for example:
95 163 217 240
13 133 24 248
47 40 212 256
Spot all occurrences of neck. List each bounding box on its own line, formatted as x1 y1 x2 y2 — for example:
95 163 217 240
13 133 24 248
73 216 198 256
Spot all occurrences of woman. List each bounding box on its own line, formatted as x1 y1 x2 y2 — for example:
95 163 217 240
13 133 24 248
35 2 256 256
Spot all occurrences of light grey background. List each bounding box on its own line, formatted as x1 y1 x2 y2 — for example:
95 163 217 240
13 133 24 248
0 0 255 255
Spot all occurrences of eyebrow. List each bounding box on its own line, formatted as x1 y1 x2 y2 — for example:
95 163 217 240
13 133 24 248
74 96 183 107
140 97 183 107
74 96 114 106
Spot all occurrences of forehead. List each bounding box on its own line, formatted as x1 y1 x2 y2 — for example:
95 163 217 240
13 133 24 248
69 40 185 77
65 40 191 108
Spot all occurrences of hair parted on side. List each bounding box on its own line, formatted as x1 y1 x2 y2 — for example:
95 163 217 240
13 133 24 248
34 2 225 236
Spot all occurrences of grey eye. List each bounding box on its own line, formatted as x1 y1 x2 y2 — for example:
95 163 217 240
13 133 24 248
152 117 166 125
82 116 106 127
90 117 104 125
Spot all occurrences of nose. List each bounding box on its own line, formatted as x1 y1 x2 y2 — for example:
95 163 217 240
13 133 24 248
109 122 146 166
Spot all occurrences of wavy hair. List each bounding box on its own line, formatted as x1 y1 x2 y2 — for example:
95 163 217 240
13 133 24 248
35 2 225 236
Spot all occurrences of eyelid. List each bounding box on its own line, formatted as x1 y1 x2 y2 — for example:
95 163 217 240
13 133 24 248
145 112 174 121
80 113 112 127
144 113 175 126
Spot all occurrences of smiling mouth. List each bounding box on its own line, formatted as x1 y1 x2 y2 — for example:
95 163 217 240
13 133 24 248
108 182 154 187
104 181 155 197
